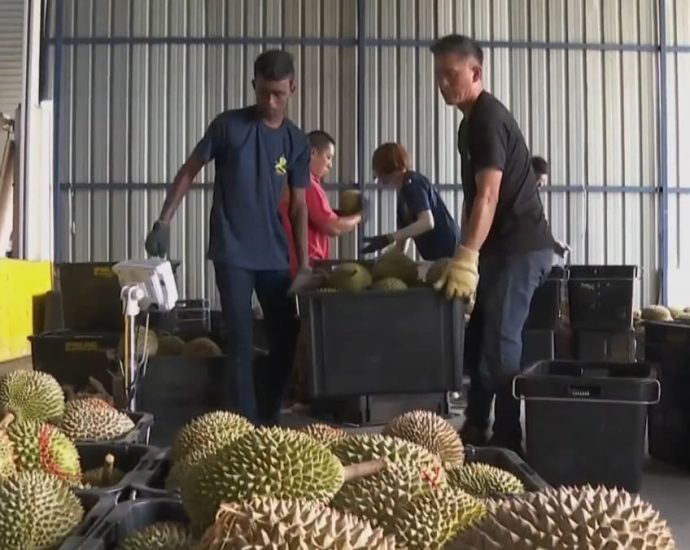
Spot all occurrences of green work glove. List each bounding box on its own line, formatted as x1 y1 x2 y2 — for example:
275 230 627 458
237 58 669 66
144 221 170 258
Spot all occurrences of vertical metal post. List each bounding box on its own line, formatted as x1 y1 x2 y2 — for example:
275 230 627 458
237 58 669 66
356 0 365 258
52 0 64 261
658 0 669 303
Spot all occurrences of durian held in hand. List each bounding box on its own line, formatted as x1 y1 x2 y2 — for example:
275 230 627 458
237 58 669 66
0 370 65 425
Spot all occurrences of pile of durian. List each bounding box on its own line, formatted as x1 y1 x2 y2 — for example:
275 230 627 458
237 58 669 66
0 369 142 548
314 251 450 293
117 409 676 550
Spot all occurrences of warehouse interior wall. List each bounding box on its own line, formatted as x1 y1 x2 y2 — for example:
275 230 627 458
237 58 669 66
43 0 690 308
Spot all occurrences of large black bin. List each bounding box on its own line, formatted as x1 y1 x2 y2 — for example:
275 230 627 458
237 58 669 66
514 360 659 492
299 287 465 397
524 266 565 330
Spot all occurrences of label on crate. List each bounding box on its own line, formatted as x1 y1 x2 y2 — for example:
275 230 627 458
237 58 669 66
93 266 114 278
65 341 101 352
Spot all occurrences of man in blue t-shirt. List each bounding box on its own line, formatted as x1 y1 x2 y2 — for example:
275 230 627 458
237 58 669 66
144 50 311 425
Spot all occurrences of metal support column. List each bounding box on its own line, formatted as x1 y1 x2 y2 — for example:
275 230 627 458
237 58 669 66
356 0 365 258
658 0 669 303
52 0 64 262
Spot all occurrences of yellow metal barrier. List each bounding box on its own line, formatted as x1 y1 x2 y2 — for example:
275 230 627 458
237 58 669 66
0 259 52 362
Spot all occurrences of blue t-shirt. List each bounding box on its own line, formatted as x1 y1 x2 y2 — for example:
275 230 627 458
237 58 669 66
192 106 310 269
396 171 461 260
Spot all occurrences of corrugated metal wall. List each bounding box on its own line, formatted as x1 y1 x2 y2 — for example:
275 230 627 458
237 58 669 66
50 0 672 307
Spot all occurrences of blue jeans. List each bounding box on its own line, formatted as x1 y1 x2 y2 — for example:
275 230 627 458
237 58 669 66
213 263 299 426
464 248 553 440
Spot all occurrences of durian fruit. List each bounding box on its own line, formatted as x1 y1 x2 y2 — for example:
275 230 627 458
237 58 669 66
641 305 673 322
157 334 187 356
338 189 363 216
117 522 194 550
371 277 408 291
425 257 451 286
382 410 464 467
68 396 114 410
0 370 65 425
669 306 683 320
182 337 223 358
0 430 16 480
82 453 125 488
167 442 224 490
448 485 677 549
380 486 487 549
0 470 84 549
6 420 81 483
447 463 524 498
59 400 135 441
180 427 385 532
170 411 253 463
328 262 373 292
685 306 690 313
330 433 441 471
198 498 399 549
119 326 159 359
299 423 348 447
676 312 690 324
371 251 419 286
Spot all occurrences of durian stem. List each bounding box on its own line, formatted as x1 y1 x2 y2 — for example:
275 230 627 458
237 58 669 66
342 459 387 482
0 412 15 429
100 454 115 485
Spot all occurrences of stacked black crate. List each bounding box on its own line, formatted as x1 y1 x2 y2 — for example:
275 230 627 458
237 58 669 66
568 266 638 361
522 266 565 366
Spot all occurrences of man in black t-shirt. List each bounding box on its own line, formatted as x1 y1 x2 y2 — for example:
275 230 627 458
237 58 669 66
431 35 555 453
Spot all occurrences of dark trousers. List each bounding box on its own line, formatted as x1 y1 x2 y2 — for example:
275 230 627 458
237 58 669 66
213 262 299 426
464 248 553 440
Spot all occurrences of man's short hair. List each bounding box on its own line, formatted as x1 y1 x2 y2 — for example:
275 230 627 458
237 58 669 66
254 50 295 80
308 130 335 152
430 34 483 65
531 156 549 177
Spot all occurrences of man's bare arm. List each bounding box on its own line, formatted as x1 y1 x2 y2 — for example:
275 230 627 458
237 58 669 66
290 187 310 269
319 214 362 237
462 168 502 251
158 153 206 223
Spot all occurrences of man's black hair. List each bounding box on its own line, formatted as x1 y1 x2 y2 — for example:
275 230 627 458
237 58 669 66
430 34 483 65
254 49 295 80
531 156 549 177
308 130 335 152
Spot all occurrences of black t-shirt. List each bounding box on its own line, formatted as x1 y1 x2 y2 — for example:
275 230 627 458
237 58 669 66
458 91 554 256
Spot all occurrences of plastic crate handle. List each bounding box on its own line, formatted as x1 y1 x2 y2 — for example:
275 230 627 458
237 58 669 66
512 376 661 405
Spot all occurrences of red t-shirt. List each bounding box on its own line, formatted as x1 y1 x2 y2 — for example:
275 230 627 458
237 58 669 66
280 172 338 277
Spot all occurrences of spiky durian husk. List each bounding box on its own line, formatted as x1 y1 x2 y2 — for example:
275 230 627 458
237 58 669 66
197 498 399 549
330 433 441 470
448 485 676 549
117 522 194 550
0 430 16 480
0 370 65 423
157 334 186 356
371 277 408 291
180 428 346 532
0 470 84 549
170 411 253 463
371 251 419 285
331 460 447 526
446 463 525 498
380 487 487 549
299 423 348 447
641 305 673 322
59 401 135 441
166 441 226 490
382 410 464 467
6 420 81 483
182 337 223 357
68 396 114 410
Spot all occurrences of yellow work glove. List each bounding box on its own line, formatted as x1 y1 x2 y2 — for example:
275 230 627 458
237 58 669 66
434 245 479 302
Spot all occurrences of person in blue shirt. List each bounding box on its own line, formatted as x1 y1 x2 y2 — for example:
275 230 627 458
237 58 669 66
361 142 460 259
144 50 311 426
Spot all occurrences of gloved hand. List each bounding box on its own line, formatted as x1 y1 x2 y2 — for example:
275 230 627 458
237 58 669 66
144 221 170 258
360 234 395 255
434 245 479 301
554 240 571 257
288 266 314 295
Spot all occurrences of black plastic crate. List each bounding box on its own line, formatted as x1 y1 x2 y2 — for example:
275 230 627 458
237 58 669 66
77 498 189 550
75 443 161 497
300 288 465 397
524 266 565 330
72 411 154 445
129 448 176 500
58 492 119 549
645 322 690 470
465 446 550 493
567 265 637 330
148 299 211 339
574 329 636 362
309 393 449 426
29 331 120 392
522 330 555 367
514 360 659 492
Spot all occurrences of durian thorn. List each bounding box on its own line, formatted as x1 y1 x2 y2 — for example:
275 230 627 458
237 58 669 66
342 458 387 482
0 412 15 429
101 453 115 485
